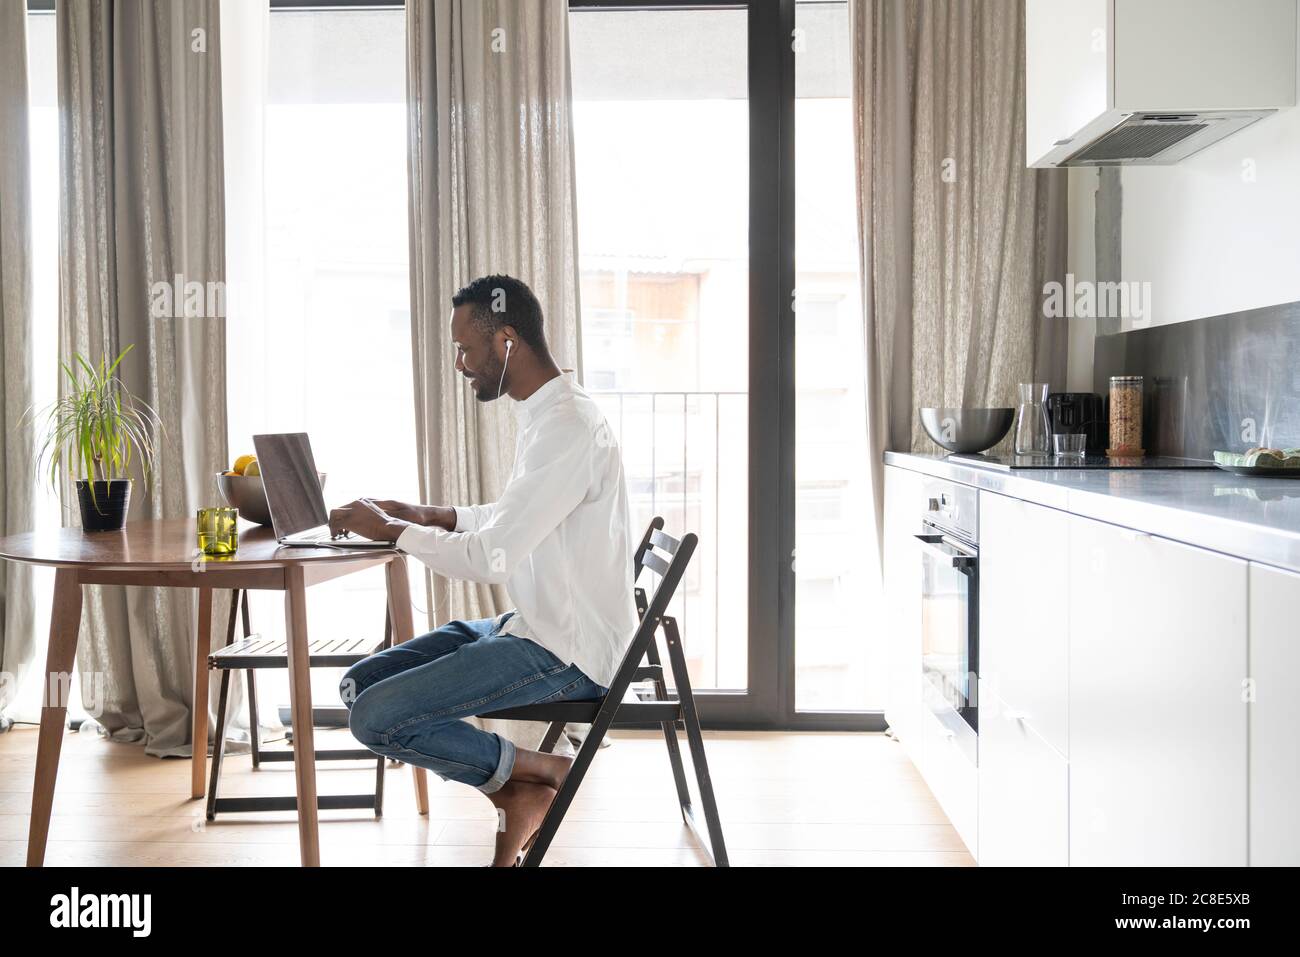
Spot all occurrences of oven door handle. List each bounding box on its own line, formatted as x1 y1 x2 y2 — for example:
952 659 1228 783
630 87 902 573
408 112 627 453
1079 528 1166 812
914 533 977 569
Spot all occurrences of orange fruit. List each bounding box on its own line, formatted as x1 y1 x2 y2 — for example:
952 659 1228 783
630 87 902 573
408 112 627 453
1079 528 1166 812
232 454 256 475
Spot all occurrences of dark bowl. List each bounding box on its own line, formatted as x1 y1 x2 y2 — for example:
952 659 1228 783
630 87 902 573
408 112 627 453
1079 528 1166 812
919 407 1015 454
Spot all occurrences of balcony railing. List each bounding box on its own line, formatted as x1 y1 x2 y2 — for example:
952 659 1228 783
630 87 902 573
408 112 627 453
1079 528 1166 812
588 389 747 690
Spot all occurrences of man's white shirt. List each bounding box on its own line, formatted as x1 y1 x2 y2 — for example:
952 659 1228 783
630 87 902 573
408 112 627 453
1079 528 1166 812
395 372 638 688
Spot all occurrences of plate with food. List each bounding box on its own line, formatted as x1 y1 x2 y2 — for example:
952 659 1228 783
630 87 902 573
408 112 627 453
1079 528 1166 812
1213 447 1300 477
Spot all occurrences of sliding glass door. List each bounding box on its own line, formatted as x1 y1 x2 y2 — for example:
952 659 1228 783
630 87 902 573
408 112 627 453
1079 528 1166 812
569 4 755 708
571 0 880 728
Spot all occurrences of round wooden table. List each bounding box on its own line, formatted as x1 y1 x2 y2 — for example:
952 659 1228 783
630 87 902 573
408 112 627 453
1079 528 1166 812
0 518 429 867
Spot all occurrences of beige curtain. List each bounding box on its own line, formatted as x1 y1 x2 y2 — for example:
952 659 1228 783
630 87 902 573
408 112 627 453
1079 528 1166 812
58 0 231 757
852 0 1068 550
406 0 582 751
0 0 37 731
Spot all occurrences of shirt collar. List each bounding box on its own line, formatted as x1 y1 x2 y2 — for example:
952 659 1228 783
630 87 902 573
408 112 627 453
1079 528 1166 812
515 371 575 426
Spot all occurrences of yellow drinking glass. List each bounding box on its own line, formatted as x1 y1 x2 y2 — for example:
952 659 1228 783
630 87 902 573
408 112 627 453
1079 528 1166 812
197 506 238 557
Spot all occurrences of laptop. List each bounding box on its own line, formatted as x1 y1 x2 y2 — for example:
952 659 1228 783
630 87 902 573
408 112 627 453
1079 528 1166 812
253 432 396 549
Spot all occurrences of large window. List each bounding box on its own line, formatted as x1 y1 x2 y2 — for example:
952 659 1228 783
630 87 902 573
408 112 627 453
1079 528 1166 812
571 1 878 724
228 7 417 711
570 8 750 693
12 9 63 724
13 1 878 731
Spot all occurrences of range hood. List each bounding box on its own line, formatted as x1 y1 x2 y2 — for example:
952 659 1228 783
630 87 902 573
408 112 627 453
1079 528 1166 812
1027 0 1297 168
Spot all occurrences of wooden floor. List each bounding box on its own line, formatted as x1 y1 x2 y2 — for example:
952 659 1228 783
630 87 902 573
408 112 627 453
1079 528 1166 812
0 725 972 867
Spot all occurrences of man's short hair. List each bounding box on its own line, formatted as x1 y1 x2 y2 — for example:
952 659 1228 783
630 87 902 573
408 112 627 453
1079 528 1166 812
452 274 547 353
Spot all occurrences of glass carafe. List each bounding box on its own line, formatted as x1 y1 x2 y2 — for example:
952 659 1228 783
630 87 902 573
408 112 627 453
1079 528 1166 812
1014 382 1051 455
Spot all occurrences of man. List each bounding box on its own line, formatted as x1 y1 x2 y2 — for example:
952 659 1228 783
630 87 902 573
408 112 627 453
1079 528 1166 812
328 274 637 867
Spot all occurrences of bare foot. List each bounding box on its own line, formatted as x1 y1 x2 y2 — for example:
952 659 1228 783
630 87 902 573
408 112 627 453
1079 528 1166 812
486 780 556 867
509 747 575 791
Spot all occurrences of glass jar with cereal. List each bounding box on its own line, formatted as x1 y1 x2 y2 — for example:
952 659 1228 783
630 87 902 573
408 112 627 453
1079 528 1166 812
1107 375 1144 456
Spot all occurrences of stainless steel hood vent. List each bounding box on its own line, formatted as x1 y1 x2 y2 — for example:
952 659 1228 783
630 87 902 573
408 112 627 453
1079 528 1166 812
1068 121 1206 162
1053 111 1274 167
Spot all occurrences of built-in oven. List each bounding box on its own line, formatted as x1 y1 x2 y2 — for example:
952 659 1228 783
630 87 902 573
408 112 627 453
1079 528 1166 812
916 479 979 767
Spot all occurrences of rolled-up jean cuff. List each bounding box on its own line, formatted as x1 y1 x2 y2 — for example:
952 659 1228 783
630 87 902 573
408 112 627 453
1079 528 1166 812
479 732 516 794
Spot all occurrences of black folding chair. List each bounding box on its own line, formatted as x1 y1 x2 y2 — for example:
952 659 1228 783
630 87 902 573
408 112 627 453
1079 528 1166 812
481 518 728 867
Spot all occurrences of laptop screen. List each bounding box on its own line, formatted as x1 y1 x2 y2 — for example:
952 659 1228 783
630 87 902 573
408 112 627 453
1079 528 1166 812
252 433 330 540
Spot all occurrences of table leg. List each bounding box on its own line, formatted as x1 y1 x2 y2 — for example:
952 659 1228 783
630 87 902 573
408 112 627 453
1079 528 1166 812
191 587 214 799
385 555 428 815
27 569 83 867
284 564 320 866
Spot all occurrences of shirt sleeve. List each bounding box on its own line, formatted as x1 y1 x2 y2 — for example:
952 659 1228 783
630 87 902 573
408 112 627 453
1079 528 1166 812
452 503 495 532
396 413 593 584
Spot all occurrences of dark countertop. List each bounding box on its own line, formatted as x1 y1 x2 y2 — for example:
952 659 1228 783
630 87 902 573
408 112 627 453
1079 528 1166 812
885 451 1300 574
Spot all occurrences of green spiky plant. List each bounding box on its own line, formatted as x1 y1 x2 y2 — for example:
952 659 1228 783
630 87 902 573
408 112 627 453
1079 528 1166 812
27 345 161 515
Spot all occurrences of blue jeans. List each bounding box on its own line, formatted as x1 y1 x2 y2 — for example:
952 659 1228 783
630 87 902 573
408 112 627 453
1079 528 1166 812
340 614 607 793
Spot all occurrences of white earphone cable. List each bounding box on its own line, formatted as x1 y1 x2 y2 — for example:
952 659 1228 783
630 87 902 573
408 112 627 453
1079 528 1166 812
496 340 513 400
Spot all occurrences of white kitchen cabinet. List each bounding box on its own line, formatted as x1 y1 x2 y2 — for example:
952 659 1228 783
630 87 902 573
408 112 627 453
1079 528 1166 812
1025 0 1110 166
1068 517 1248 866
978 681 1068 867
918 702 978 858
1026 0 1297 167
978 492 1070 758
1248 563 1300 866
882 465 923 750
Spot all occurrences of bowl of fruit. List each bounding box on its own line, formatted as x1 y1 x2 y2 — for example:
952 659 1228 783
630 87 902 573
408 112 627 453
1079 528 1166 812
216 454 326 526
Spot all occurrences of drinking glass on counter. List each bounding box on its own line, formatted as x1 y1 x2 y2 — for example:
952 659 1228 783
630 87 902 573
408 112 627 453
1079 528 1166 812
1052 432 1087 460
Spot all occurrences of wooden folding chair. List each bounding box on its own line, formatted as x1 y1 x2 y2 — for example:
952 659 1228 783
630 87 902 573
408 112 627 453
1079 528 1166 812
481 517 728 866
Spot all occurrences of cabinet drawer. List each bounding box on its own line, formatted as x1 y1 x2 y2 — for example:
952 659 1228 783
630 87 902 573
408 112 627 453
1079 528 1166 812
1249 563 1300 866
979 492 1070 756
1068 516 1247 866
978 682 1068 867
917 706 978 858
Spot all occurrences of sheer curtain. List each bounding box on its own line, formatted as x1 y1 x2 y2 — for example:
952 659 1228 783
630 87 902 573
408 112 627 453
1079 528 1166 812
222 4 420 741
0 0 36 731
851 0 1068 556
217 0 275 748
406 0 583 751
57 0 231 756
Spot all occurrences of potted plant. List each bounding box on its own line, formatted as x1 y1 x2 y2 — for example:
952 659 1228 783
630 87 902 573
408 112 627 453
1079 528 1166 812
27 345 160 532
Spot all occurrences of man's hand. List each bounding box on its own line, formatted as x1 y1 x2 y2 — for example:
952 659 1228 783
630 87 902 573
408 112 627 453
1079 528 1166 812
328 499 410 543
366 499 456 531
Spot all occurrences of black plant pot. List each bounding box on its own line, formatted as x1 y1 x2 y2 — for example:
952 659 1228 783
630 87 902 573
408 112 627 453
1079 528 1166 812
76 480 132 532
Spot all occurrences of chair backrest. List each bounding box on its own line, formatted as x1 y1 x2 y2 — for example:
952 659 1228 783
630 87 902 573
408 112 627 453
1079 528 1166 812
607 517 695 694
631 516 664 617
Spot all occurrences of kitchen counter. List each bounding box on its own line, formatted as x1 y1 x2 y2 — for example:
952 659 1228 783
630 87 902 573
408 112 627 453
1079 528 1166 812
886 451 1300 574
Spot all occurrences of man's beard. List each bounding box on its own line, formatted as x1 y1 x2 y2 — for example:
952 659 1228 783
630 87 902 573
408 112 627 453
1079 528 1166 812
467 356 506 402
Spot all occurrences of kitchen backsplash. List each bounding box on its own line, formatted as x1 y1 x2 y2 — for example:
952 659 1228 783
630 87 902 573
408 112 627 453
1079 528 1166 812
1092 299 1300 459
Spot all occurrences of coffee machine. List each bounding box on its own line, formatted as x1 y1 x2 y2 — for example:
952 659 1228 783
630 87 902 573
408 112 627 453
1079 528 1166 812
1046 392 1105 456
